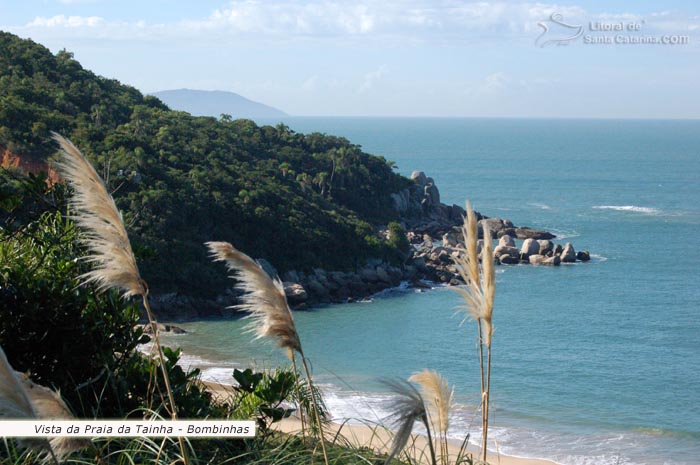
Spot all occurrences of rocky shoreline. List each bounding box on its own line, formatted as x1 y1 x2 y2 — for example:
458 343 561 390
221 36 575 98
151 171 590 320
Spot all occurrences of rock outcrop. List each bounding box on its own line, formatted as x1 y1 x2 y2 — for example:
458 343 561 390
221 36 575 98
151 171 594 318
561 243 576 263
1 145 59 184
520 238 540 259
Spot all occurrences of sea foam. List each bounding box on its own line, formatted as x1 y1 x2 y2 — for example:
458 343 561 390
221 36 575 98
593 205 659 215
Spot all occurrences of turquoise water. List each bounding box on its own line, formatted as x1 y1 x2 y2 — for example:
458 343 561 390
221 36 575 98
161 118 700 465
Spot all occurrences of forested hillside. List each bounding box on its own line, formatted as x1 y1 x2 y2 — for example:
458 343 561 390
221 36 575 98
0 31 412 297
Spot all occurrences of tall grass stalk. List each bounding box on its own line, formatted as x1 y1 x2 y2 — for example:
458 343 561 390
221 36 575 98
51 134 188 464
451 201 496 463
409 370 454 465
206 241 330 465
289 356 307 440
381 378 437 465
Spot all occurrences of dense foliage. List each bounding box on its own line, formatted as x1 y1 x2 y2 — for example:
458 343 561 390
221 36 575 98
0 177 335 463
0 175 213 419
0 31 412 297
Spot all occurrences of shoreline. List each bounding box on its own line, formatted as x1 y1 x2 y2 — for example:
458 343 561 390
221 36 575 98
149 172 590 321
204 381 560 465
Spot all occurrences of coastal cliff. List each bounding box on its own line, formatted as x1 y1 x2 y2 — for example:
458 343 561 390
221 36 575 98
149 171 590 320
1 145 59 184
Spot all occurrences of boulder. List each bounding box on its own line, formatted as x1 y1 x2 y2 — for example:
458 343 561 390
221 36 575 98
284 282 308 304
430 245 447 255
553 244 563 255
493 245 519 259
282 270 300 283
359 267 379 282
424 181 440 206
543 255 561 266
514 227 556 240
256 258 278 279
411 257 428 271
321 279 340 292
411 280 432 289
560 243 576 263
390 189 411 212
448 204 466 221
499 235 515 248
376 266 393 284
312 268 328 282
411 171 428 186
348 280 369 294
334 286 351 300
442 232 459 247
528 254 546 265
328 271 349 285
142 323 187 335
305 278 329 296
480 218 509 237
537 240 554 256
520 238 540 258
402 265 417 279
499 254 519 265
387 266 403 283
577 250 591 262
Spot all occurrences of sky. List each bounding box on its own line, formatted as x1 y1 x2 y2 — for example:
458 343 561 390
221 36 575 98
1 0 699 118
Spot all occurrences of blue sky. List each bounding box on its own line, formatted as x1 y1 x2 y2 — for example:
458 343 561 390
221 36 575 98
1 1 699 118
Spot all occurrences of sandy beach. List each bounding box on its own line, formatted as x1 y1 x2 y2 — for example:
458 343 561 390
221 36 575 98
205 382 558 465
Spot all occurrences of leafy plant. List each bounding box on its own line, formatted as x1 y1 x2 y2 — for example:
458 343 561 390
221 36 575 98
232 368 296 437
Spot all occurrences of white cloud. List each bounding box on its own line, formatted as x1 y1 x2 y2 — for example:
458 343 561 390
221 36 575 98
11 2 700 44
358 64 388 93
481 71 510 93
464 72 561 97
301 75 319 91
57 0 100 4
27 15 105 28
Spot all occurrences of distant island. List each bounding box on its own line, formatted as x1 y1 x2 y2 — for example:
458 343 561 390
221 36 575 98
151 89 287 118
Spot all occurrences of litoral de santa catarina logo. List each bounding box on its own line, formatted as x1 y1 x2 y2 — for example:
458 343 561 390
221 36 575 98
535 12 690 47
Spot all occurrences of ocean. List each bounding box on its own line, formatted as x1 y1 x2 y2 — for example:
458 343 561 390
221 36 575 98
159 118 700 465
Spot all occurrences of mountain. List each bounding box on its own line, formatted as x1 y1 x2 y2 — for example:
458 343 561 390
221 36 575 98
151 89 287 118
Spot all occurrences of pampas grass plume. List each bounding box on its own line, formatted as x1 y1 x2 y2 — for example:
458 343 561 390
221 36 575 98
207 241 330 465
381 378 429 465
1 347 88 461
52 132 145 298
52 134 188 463
451 200 497 462
408 369 453 434
453 201 495 346
19 373 92 460
0 346 35 419
205 241 301 357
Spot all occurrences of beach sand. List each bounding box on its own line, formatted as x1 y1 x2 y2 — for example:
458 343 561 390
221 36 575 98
205 382 558 465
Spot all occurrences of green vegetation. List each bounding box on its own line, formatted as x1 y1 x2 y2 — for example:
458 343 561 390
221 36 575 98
0 31 412 298
0 177 389 464
0 175 213 420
